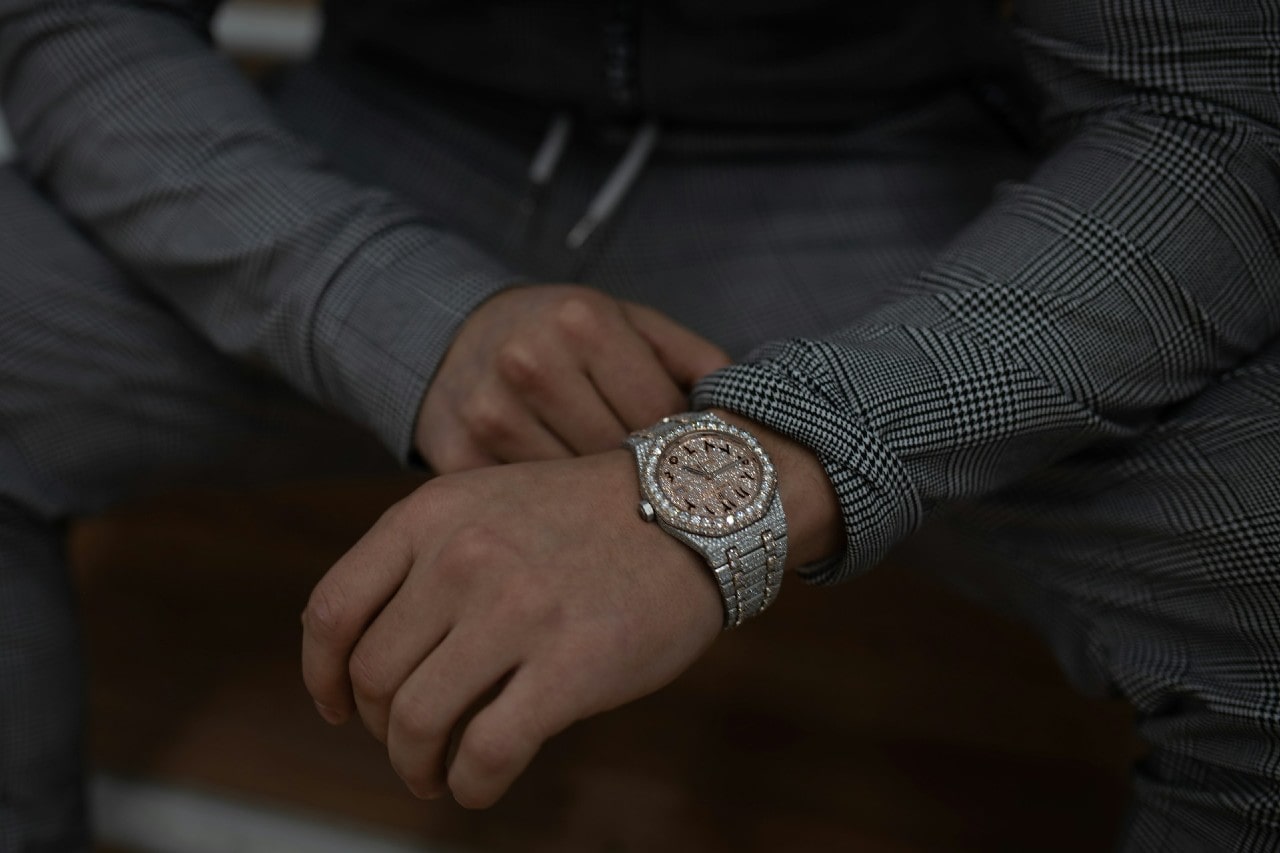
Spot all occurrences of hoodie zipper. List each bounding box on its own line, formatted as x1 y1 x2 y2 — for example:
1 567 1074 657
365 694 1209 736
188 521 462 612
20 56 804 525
603 0 639 114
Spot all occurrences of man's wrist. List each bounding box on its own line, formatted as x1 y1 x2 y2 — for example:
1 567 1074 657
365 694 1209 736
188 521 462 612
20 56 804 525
706 408 844 571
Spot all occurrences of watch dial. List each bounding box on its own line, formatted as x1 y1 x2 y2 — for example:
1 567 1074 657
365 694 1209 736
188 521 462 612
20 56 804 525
655 430 764 523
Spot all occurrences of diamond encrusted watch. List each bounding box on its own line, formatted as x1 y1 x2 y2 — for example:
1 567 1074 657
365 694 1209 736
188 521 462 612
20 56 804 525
626 412 787 629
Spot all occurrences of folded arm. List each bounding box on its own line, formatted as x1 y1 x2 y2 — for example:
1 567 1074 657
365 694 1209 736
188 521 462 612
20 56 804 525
0 0 520 459
695 0 1280 582
309 0 1280 810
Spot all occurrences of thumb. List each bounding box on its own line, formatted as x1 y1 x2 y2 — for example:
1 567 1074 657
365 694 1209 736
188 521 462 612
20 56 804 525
621 303 732 389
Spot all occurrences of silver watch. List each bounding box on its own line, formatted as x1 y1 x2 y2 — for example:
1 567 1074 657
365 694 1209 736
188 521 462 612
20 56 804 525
626 412 787 629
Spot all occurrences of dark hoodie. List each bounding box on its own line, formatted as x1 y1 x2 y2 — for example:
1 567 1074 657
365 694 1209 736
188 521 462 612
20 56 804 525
322 0 1018 129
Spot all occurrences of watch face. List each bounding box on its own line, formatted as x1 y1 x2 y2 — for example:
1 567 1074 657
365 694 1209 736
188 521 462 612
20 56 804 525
642 422 776 536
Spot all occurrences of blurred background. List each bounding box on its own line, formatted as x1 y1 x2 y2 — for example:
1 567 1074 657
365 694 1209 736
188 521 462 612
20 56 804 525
16 2 1142 850
79 473 1141 853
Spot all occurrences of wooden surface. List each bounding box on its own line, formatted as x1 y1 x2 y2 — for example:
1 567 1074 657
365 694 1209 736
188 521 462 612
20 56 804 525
73 475 1140 851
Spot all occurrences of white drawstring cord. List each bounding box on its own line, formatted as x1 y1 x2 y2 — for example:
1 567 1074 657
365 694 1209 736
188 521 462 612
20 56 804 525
525 114 660 251
565 120 659 250
528 112 574 187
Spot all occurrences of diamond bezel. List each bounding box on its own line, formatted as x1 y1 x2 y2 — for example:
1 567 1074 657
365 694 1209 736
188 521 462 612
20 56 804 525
640 420 777 537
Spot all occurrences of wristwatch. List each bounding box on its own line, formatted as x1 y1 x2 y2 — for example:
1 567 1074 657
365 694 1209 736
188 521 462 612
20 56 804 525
626 412 787 629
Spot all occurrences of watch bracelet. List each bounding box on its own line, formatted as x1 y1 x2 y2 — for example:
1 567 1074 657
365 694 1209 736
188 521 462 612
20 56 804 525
670 499 788 628
626 412 788 629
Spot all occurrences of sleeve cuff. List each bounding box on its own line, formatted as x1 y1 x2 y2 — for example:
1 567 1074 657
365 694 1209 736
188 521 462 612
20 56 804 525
310 226 524 464
692 339 923 584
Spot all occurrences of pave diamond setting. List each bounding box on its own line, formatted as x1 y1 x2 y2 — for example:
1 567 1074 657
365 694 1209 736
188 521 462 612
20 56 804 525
637 419 777 536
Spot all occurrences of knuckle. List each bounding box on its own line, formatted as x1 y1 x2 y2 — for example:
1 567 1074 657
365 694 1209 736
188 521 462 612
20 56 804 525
552 294 609 344
459 397 511 442
427 444 469 475
370 500 419 556
390 692 447 744
303 583 347 643
376 496 413 531
437 524 507 581
453 523 505 561
461 726 520 778
494 342 544 389
348 648 392 702
402 479 448 517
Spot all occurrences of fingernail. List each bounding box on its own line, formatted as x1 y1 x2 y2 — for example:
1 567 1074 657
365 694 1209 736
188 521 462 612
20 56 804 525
314 701 342 725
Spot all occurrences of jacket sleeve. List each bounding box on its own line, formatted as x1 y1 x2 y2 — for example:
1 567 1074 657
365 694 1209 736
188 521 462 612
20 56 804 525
0 0 522 461
694 0 1280 583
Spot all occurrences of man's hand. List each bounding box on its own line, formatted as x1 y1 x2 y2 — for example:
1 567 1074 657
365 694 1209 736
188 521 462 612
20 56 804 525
300 451 723 808
417 286 730 472
302 413 841 808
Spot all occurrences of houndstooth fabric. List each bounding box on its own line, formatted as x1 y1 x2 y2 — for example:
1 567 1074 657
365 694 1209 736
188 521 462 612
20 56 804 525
940 338 1280 851
1 0 1278 849
696 2 1280 584
0 0 524 461
691 2 1280 847
0 29 1039 852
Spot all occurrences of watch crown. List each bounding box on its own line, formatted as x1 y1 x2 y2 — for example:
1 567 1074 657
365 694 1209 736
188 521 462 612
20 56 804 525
638 501 656 523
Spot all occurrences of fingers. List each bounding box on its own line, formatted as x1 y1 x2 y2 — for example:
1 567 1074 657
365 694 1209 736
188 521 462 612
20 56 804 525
536 294 691 428
418 286 732 469
533 370 630 453
385 627 519 800
491 339 629 454
419 425 501 474
622 302 732 388
307 451 722 810
375 527 578 805
446 661 589 809
521 293 688 431
348 567 453 743
301 501 417 723
488 294 689 444
585 322 691 429
454 375 575 464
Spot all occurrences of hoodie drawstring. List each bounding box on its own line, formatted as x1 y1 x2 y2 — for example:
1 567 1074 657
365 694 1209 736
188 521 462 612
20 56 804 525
528 112 574 189
526 113 660 251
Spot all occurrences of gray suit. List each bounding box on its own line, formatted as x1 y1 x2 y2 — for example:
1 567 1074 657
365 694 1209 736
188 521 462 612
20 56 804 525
1 1 1278 849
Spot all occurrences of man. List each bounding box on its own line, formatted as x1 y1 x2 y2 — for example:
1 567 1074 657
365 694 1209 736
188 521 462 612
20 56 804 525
1 1 1278 850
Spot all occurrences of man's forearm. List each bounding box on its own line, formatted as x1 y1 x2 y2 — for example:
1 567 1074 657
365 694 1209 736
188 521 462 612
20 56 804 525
695 0 1280 584
0 0 519 460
